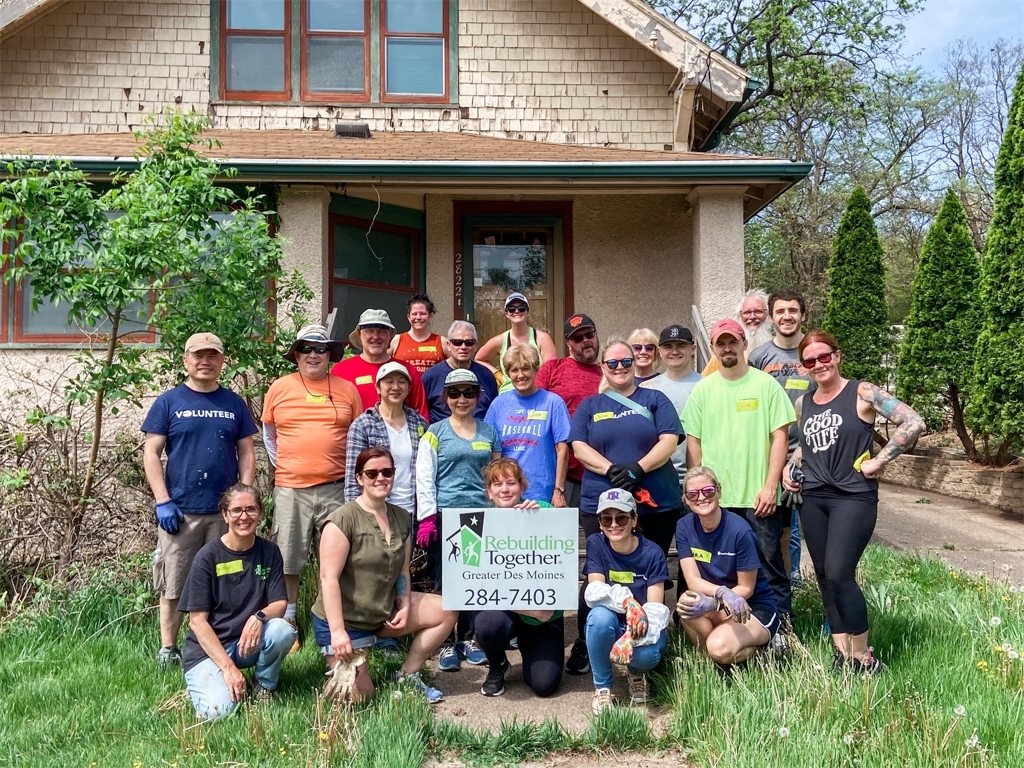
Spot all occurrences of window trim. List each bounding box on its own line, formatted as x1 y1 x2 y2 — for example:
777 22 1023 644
328 213 421 312
0 238 10 344
220 0 293 102
379 0 449 104
300 0 372 102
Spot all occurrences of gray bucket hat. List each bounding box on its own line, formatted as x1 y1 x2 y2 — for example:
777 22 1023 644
284 324 345 363
348 309 397 348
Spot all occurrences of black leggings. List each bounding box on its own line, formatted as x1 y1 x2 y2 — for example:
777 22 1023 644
576 509 679 634
799 493 877 636
474 611 564 697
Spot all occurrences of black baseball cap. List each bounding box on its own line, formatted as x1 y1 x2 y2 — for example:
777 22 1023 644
564 313 597 338
659 324 695 345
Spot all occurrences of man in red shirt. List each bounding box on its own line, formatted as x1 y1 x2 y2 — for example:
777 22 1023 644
331 309 430 421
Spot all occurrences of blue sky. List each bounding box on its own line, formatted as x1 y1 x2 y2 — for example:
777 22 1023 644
901 0 1023 71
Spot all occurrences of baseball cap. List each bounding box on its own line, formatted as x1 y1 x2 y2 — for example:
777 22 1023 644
564 313 597 338
284 324 345 363
348 309 397 348
184 332 224 354
444 368 480 387
597 488 637 514
376 361 411 385
658 325 694 345
504 292 529 309
710 318 746 344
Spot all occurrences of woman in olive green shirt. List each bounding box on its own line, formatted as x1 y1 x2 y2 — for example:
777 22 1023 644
313 446 456 703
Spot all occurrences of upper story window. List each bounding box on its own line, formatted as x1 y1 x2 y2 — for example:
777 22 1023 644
218 0 452 104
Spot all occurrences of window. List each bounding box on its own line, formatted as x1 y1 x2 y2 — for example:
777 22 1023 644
218 0 452 103
330 215 419 337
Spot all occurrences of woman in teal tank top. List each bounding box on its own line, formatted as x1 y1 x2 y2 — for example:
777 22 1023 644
475 292 557 393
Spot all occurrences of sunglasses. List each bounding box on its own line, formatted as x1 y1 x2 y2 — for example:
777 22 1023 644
362 468 395 480
445 386 480 400
568 330 596 342
603 358 634 370
506 304 529 314
632 344 656 354
449 338 476 347
226 505 261 518
297 344 329 355
684 486 718 501
801 351 837 369
598 513 633 528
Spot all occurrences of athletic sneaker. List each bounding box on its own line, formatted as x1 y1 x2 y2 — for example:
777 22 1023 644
831 647 847 674
850 649 886 676
250 681 273 703
565 638 590 675
508 636 519 651
456 639 487 666
591 688 614 715
285 617 302 655
714 662 734 679
480 658 511 697
626 672 648 706
437 643 461 671
156 645 182 670
394 670 443 703
768 631 789 659
375 637 403 659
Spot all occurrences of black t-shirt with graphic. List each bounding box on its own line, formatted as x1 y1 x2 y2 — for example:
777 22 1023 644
177 536 288 672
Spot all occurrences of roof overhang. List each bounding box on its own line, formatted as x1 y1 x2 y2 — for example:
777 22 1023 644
0 0 69 41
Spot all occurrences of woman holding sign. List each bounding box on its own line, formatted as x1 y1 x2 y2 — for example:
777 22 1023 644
472 458 565 698
415 368 502 671
782 330 924 675
674 466 780 674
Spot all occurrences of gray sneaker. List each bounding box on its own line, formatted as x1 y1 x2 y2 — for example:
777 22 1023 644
156 646 182 670
251 681 274 703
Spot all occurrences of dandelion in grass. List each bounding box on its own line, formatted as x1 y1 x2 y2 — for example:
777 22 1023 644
1011 585 1019 593
843 733 856 745
994 646 1003 653
955 705 966 716
1003 643 1013 652
319 732 328 740
977 660 988 669
991 616 1002 627
1002 564 1011 572
393 689 403 700
674 657 683 665
1009 650 1020 660
778 727 790 739
966 733 980 749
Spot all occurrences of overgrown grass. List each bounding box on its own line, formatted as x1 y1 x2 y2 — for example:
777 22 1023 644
0 546 1021 767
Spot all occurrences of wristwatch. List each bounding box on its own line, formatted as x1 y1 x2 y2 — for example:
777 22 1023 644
554 486 565 493
254 610 268 624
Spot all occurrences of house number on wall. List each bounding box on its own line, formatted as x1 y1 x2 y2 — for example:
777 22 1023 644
455 251 464 318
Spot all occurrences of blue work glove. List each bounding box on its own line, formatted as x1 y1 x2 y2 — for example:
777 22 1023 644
156 500 185 534
676 590 720 620
715 586 752 624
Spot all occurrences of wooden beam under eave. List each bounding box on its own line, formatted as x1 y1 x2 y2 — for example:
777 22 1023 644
674 84 697 152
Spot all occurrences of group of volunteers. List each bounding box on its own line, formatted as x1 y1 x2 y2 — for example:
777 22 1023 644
143 288 925 720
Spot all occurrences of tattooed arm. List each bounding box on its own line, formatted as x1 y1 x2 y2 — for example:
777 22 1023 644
856 382 927 479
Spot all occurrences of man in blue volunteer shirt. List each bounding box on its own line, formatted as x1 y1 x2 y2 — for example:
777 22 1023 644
143 332 258 669
422 320 498 422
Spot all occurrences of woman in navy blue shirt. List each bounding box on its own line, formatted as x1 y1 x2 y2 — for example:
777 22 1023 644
675 466 780 673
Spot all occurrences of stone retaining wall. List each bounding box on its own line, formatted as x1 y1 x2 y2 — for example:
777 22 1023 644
882 454 1023 518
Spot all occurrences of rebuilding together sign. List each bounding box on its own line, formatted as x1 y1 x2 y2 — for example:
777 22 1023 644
440 507 579 611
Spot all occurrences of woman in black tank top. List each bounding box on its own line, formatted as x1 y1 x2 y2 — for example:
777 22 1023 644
783 331 925 675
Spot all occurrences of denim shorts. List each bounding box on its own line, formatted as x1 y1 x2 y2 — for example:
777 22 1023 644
311 613 380 656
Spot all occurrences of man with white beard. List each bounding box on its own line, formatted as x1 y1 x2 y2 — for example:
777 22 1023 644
702 289 774 375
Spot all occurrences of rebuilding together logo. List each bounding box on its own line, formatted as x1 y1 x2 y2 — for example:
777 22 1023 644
447 511 575 569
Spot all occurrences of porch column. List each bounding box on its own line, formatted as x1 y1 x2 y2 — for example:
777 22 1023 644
277 185 331 325
688 187 746 330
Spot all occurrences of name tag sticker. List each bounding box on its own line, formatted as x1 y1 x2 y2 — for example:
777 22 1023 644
215 560 244 577
785 379 810 391
355 375 374 385
471 441 492 451
527 410 549 421
609 570 635 584
593 412 614 422
736 399 759 412
418 345 437 352
690 547 712 563
306 394 327 404
854 450 871 472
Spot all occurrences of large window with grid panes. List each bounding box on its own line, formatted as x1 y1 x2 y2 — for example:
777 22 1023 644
218 0 453 104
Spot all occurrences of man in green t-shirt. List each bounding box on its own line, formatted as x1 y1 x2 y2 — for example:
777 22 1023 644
682 318 795 619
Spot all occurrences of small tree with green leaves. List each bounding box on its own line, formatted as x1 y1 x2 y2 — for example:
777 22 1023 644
0 113 311 569
896 188 980 458
970 62 1024 464
822 187 892 385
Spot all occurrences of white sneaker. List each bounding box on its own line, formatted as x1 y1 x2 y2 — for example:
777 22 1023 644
591 687 614 716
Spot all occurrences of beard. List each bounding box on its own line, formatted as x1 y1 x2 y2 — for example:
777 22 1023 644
742 320 775 350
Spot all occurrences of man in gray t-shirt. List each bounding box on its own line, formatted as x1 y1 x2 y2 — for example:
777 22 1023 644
641 325 703 486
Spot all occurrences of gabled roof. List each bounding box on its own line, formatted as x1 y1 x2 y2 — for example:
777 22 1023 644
0 0 69 40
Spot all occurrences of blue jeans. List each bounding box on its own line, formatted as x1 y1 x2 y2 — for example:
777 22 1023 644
184 618 296 721
790 507 802 578
584 606 668 689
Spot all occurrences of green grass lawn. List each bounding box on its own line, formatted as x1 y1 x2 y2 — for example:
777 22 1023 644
1 546 1021 767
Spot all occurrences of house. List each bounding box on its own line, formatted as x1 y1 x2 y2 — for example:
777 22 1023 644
0 0 810 361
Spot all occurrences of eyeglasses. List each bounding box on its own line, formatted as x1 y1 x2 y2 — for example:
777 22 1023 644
297 344 329 355
445 386 480 400
598 513 632 528
684 486 718 501
361 325 391 333
801 351 837 369
603 358 634 370
226 505 260 518
740 309 767 317
361 468 395 480
632 344 656 354
568 330 596 343
449 338 476 347
506 304 529 314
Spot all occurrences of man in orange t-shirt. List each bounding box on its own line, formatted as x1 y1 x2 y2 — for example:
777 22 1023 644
262 325 362 649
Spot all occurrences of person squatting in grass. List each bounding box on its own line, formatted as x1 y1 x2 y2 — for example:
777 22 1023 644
473 457 566 698
783 330 926 675
674 467 781 673
177 484 296 721
312 446 457 704
583 488 672 715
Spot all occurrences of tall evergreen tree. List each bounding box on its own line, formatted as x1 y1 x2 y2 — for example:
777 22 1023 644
897 189 980 457
822 187 892 385
971 62 1024 463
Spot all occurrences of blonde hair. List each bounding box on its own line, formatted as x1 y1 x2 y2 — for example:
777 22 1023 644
598 336 633 394
501 343 540 374
683 465 722 493
628 327 661 372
